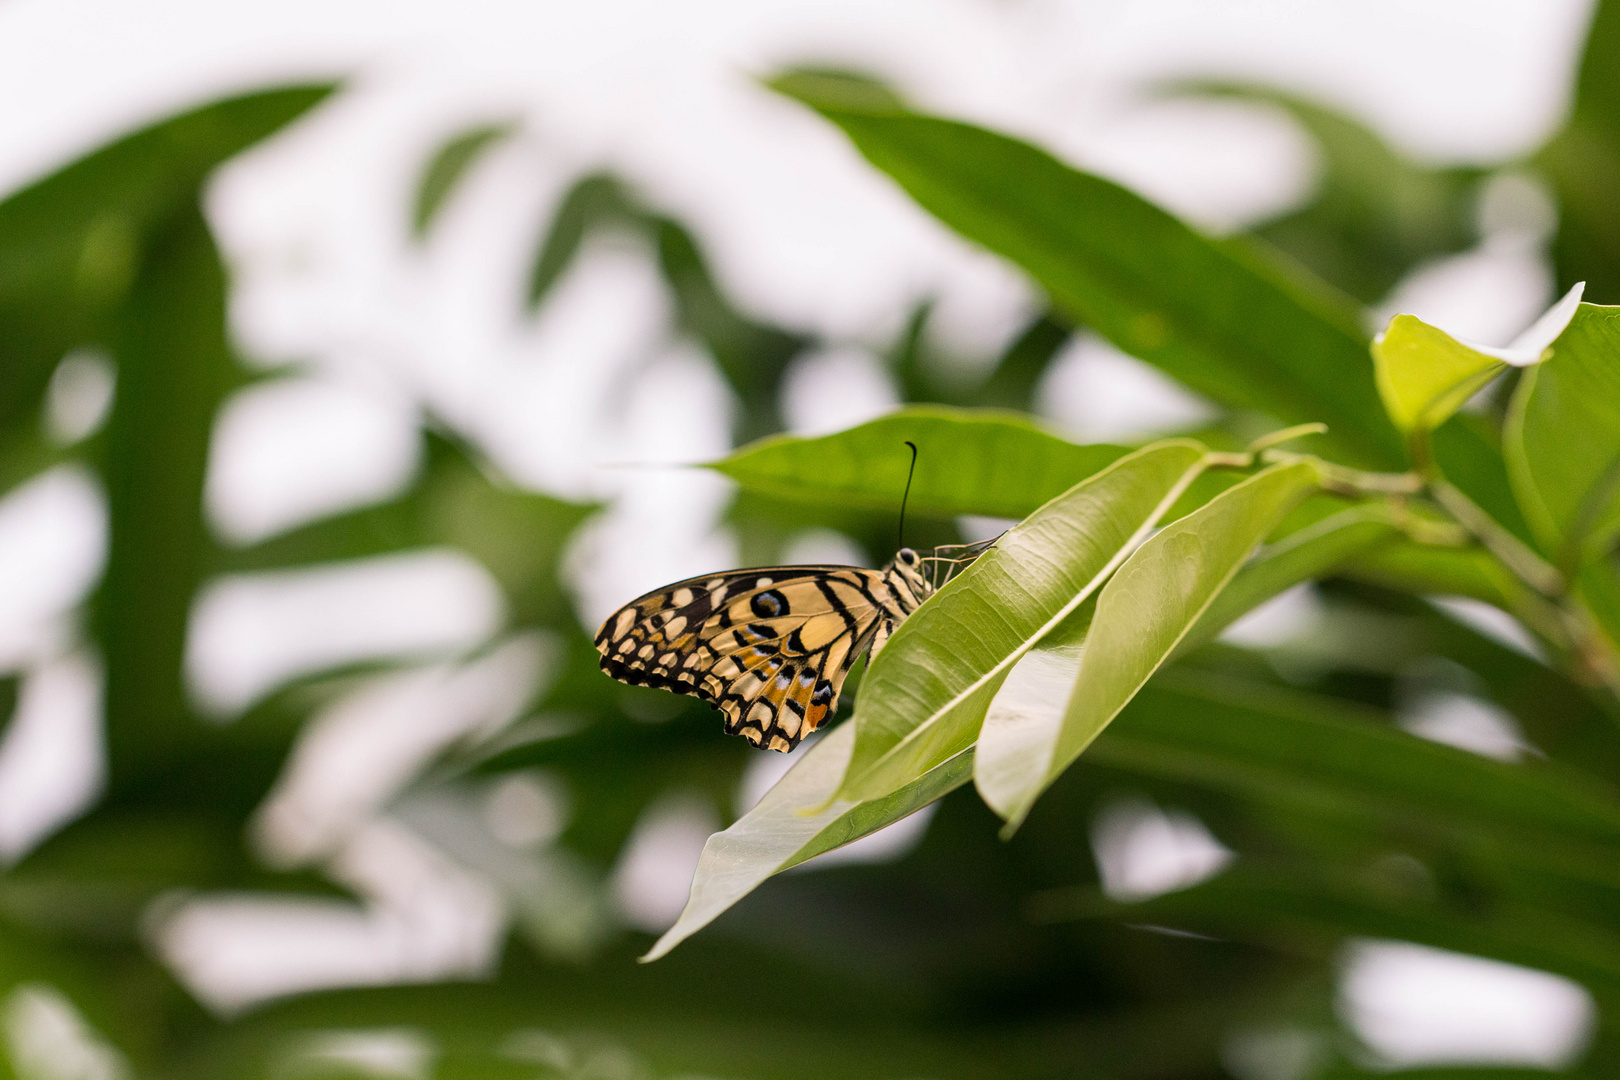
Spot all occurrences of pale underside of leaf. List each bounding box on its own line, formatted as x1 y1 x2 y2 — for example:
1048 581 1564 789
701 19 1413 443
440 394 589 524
984 462 1321 831
973 611 1089 826
641 722 972 962
837 441 1209 804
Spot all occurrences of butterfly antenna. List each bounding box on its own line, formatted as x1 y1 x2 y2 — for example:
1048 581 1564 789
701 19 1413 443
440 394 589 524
897 441 919 551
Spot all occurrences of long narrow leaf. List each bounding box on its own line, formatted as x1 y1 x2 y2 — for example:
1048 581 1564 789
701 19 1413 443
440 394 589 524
1095 674 1620 861
840 441 1209 802
412 121 517 238
982 462 1320 829
708 406 1127 519
642 721 971 961
771 72 1402 470
1034 864 1620 1008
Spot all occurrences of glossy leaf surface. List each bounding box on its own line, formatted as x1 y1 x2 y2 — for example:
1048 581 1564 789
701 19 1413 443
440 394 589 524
840 441 1208 802
982 462 1320 828
1507 302 1620 563
708 406 1128 519
1373 284 1582 433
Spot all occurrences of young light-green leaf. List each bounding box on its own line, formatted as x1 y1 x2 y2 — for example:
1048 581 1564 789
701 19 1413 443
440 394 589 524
1373 317 1508 434
983 461 1320 830
641 722 972 962
839 440 1208 803
1506 302 1620 565
707 406 1128 520
1371 284 1582 434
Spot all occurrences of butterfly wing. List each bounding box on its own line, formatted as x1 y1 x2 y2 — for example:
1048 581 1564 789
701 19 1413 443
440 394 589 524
594 567 900 751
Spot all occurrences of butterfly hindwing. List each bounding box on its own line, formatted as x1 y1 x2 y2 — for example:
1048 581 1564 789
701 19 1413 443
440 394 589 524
595 566 904 751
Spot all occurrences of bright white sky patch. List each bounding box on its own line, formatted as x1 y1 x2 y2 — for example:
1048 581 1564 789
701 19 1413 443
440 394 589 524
1340 940 1595 1069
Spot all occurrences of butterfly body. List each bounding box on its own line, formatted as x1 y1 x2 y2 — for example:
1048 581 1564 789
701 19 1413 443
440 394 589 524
594 547 962 751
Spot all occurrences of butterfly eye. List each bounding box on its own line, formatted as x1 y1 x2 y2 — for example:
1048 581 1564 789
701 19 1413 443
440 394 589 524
750 589 788 618
898 548 918 565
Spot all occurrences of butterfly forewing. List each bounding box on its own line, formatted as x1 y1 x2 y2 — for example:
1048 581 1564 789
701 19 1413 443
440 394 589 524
594 564 917 751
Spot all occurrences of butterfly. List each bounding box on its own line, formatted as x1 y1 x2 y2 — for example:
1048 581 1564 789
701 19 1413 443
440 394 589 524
593 541 994 752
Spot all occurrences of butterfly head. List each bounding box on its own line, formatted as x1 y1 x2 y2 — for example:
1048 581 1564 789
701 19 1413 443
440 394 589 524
886 547 933 601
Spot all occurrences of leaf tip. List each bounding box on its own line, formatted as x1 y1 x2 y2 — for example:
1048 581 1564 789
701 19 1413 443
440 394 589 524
640 924 688 963
765 67 907 115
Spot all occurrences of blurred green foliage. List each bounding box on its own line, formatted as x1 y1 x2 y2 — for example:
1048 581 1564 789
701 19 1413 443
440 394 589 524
2 6 1620 1080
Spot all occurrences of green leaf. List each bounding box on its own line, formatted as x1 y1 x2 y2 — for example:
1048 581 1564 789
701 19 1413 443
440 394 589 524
92 208 240 790
980 462 1320 829
0 86 332 444
1036 863 1620 1008
1338 536 1520 609
1093 674 1620 859
709 405 1129 520
654 218 808 443
1372 284 1582 434
412 121 517 238
1177 502 1400 655
840 440 1208 803
0 674 18 746
971 610 1090 823
1373 319 1506 434
1506 302 1620 564
641 721 972 961
770 71 1403 469
1174 82 1482 306
1541 0 1620 305
525 172 638 310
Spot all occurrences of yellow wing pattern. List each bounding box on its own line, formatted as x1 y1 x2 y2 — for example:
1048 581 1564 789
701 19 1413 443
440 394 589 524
594 563 924 751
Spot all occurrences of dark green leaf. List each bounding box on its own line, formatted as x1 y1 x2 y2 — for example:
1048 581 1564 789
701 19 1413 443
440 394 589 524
770 71 1404 469
975 310 1071 411
92 209 239 790
1037 863 1620 1008
1542 0 1620 304
0 86 332 442
1175 82 1481 305
654 218 808 442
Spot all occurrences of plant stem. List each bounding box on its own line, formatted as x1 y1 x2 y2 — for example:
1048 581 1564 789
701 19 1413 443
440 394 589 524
1428 480 1565 597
